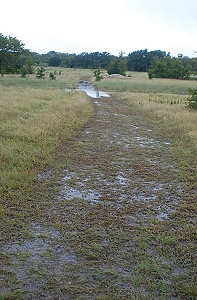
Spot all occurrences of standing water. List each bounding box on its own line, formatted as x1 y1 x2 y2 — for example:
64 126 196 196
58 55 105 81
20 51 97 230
77 81 110 98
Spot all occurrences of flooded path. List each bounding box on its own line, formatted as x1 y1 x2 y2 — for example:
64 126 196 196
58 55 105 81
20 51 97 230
59 96 180 221
1 95 190 299
77 80 110 98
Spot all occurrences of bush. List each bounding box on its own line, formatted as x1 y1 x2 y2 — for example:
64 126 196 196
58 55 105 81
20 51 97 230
107 56 127 76
93 68 103 81
49 72 56 80
20 66 28 78
36 67 46 79
186 89 197 109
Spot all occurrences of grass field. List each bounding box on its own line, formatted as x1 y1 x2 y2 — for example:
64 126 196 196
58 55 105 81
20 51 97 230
0 69 196 299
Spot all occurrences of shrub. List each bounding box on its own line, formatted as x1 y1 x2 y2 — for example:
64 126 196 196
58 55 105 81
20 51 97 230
49 72 56 80
36 67 46 79
20 66 28 78
93 68 103 81
186 89 197 109
107 56 127 76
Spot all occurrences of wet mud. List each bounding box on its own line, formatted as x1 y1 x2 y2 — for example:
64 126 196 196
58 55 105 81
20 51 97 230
1 95 190 299
59 97 181 220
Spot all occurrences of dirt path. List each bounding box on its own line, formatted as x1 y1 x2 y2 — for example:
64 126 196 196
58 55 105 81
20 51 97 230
1 96 191 299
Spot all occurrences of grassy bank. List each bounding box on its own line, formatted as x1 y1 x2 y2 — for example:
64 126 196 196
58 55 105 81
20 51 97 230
0 69 94 240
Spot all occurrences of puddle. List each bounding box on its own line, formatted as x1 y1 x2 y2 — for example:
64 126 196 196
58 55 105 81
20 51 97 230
77 81 110 98
1 223 77 294
155 206 176 221
59 186 101 202
38 169 53 180
2 223 77 264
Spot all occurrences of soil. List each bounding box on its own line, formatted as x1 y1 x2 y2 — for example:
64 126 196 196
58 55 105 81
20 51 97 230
1 95 192 299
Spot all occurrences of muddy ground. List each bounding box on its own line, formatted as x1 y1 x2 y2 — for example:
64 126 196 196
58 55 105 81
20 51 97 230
1 95 195 299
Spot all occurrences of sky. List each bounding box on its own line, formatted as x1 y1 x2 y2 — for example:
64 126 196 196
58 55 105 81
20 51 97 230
1 0 197 58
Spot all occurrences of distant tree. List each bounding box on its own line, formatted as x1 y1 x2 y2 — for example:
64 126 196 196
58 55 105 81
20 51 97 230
148 57 167 79
127 49 148 72
127 49 167 72
148 56 190 80
48 55 62 66
107 54 127 76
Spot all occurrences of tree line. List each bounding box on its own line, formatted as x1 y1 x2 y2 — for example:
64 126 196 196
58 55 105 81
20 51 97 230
1 33 197 80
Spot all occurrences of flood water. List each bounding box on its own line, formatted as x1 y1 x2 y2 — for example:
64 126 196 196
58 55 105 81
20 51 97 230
66 80 110 98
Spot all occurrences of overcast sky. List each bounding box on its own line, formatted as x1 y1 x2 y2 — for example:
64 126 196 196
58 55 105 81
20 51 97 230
1 0 196 57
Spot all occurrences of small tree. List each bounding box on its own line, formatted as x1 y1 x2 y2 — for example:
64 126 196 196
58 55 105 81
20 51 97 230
93 68 103 81
36 67 46 79
49 71 56 80
186 89 197 109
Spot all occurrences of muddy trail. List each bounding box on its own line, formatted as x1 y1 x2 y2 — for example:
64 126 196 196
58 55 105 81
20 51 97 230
1 96 193 299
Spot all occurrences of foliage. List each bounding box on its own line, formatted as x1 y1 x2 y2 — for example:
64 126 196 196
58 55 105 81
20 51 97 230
148 56 190 80
29 49 196 76
41 51 113 69
48 54 62 67
20 66 28 78
36 67 46 79
1 32 197 79
107 55 127 76
23 59 34 74
127 49 167 72
93 68 103 81
49 71 56 80
0 33 32 74
186 88 197 109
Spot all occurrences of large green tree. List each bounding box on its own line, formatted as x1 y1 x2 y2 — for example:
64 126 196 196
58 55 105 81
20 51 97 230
0 33 25 74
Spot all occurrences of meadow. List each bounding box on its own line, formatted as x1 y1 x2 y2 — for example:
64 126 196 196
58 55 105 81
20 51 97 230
0 69 196 299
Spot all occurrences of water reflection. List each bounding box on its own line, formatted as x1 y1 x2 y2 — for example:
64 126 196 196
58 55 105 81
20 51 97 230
77 81 110 98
